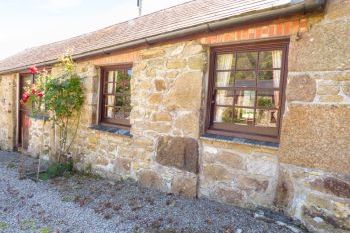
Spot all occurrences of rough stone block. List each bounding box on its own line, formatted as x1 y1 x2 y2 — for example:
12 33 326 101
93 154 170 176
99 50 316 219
202 164 231 182
213 187 244 205
288 8 350 71
166 58 186 69
309 176 350 199
156 136 199 173
286 74 316 102
154 79 166 91
302 194 350 232
151 111 172 122
274 167 294 209
165 71 203 110
114 157 131 174
140 48 165 59
246 153 278 177
232 174 269 193
216 151 245 170
279 104 350 174
138 170 166 191
171 175 197 198
319 95 344 103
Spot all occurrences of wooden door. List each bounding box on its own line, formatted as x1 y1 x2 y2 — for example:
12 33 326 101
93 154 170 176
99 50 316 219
19 74 34 150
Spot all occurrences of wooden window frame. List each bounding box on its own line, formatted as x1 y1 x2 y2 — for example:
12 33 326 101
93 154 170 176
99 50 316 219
99 64 132 129
205 39 289 143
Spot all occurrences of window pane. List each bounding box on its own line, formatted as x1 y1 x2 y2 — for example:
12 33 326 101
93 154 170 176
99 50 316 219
105 82 113 94
236 52 258 70
124 108 131 119
114 107 124 120
216 54 235 70
216 71 234 87
216 89 233 105
259 50 282 69
258 70 280 88
105 95 115 106
107 71 114 82
127 68 132 76
116 96 128 107
255 109 278 127
214 106 233 123
235 71 256 87
105 107 114 118
257 90 280 108
233 108 254 125
235 90 255 107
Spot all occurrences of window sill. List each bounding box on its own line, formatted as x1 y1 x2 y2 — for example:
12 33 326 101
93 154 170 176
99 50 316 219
89 125 132 137
201 133 279 149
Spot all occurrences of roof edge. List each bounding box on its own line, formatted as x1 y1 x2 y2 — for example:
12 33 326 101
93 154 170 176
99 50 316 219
0 0 326 75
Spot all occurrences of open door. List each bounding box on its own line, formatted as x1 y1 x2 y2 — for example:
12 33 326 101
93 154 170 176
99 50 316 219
19 73 34 150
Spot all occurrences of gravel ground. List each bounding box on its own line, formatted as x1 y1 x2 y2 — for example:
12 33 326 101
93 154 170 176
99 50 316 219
0 151 306 233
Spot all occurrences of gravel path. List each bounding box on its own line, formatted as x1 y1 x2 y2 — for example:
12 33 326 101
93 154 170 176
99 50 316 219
0 151 306 233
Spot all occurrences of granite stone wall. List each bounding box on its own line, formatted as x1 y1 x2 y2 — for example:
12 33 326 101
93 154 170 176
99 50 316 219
0 74 16 151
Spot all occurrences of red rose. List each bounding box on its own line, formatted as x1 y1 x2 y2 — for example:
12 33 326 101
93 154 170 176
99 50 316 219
22 93 30 103
37 91 43 97
28 66 38 75
31 89 36 94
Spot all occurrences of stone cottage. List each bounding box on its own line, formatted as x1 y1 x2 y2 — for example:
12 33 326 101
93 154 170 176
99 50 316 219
0 0 349 232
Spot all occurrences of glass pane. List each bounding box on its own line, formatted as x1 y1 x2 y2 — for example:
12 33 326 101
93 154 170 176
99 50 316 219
235 71 256 87
259 50 282 69
236 52 258 70
124 108 131 119
216 54 235 70
114 107 124 120
115 96 125 107
258 70 280 88
105 95 115 106
214 106 233 123
105 107 114 118
255 109 278 127
116 71 130 94
127 68 132 76
216 89 233 105
233 108 254 125
235 90 255 107
257 90 280 108
124 96 131 108
105 82 113 94
107 71 114 82
216 71 234 87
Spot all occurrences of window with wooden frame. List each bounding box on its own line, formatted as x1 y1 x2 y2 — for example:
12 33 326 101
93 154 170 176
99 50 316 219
100 64 132 128
206 40 288 143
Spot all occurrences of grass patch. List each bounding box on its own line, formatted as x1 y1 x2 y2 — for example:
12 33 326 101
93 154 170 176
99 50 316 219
0 222 8 231
39 227 52 233
20 219 36 231
6 163 16 169
36 160 74 181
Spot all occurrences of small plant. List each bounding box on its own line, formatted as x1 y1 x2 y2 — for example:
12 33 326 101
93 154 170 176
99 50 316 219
257 97 274 108
21 55 84 164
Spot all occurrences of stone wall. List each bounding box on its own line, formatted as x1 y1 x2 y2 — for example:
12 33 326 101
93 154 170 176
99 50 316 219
27 118 51 160
129 41 207 197
0 74 16 151
277 1 350 232
199 138 279 208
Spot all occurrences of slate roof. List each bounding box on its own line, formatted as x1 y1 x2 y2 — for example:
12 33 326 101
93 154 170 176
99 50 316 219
0 0 295 73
